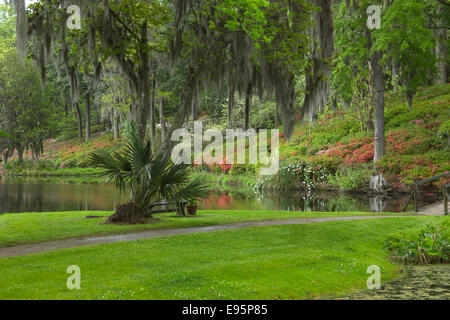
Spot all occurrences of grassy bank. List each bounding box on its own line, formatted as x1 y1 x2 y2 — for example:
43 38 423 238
0 210 414 248
0 216 446 299
2 167 102 178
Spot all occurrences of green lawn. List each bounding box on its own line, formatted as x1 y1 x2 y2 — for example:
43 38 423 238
0 210 413 247
0 216 447 300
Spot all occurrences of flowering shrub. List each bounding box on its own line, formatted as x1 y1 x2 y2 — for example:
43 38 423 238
377 153 450 185
314 135 374 165
204 157 233 174
410 119 424 125
193 156 233 174
254 161 328 193
312 127 436 169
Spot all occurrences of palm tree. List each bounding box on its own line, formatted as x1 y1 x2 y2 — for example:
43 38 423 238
90 132 208 218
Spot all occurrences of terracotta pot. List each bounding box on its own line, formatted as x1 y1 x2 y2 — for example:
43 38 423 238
186 204 198 215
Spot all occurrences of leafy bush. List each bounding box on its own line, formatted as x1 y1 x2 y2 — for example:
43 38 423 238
383 223 449 265
328 166 372 191
229 164 256 176
250 101 276 130
438 120 450 145
310 116 361 147
5 159 56 171
385 94 448 130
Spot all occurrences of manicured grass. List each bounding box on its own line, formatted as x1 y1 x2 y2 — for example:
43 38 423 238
0 216 446 299
0 210 414 247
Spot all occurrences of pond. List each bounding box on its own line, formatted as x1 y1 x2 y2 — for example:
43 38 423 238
0 178 441 214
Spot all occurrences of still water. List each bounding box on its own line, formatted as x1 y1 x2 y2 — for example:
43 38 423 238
0 179 439 214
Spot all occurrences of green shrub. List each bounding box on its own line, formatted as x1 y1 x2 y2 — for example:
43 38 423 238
311 117 361 147
328 166 372 191
228 164 256 176
383 223 449 265
385 96 448 130
438 120 450 145
6 159 56 171
250 101 276 130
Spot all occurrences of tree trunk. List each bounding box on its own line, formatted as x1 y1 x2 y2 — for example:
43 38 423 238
244 83 252 131
277 73 297 138
435 5 447 85
370 51 386 163
96 103 100 125
3 150 11 165
228 80 234 128
159 98 167 144
392 61 399 92
17 145 24 162
74 102 83 140
64 101 69 117
85 91 91 141
136 22 150 141
14 0 27 63
406 92 414 112
149 68 157 149
191 87 197 123
275 103 279 129
113 108 119 140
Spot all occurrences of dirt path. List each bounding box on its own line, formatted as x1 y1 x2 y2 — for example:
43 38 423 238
0 215 408 258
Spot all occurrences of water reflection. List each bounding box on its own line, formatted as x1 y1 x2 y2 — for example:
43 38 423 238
0 179 440 214
0 180 128 213
201 190 416 212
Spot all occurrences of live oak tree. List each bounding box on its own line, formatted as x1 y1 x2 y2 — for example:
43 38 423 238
15 0 336 155
0 51 56 162
302 0 335 122
18 0 170 143
99 63 132 140
1 4 50 161
374 0 437 112
333 1 374 132
11 0 444 171
164 0 315 154
25 1 97 140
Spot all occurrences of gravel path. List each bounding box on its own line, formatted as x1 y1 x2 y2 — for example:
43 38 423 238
419 201 448 216
0 215 408 258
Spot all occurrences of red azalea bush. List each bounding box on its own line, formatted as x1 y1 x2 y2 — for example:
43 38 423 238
313 128 438 168
194 156 234 174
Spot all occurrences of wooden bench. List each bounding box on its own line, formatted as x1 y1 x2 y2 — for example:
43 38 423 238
146 200 188 216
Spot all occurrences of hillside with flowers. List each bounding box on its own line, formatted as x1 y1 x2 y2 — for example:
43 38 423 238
193 84 449 193
2 84 449 193
275 84 450 192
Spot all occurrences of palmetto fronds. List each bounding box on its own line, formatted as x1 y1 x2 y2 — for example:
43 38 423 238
90 132 208 214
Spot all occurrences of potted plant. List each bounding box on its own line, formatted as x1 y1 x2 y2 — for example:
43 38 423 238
185 199 198 216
